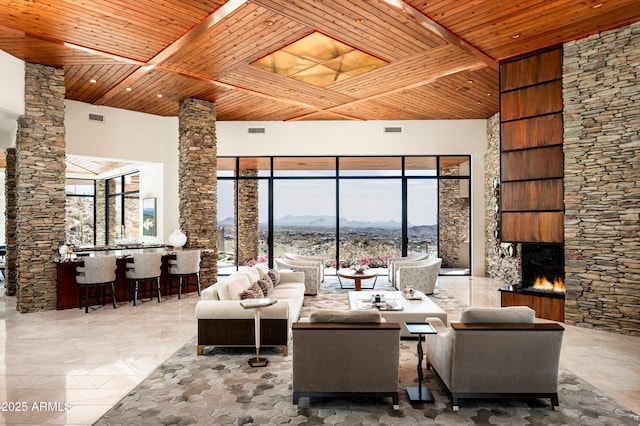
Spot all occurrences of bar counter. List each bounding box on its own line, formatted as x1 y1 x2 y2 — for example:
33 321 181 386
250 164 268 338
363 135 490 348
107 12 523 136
55 246 199 310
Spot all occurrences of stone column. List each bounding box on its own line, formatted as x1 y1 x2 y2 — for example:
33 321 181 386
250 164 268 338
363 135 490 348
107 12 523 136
15 63 66 312
178 98 217 286
4 148 17 296
484 113 521 282
236 169 259 266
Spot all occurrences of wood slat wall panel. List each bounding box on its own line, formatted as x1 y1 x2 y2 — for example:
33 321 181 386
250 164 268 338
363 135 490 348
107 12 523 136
501 146 564 182
501 179 564 212
500 48 562 91
500 80 563 121
501 114 563 151
501 212 564 243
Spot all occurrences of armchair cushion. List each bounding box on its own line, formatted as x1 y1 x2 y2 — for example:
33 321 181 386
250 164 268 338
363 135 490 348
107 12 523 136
460 306 535 323
310 309 381 323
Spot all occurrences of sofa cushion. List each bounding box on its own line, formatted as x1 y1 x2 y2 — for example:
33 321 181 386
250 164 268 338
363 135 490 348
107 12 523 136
254 262 270 279
242 267 261 284
460 306 535 324
257 276 274 296
241 282 264 299
267 269 281 286
217 272 253 300
310 309 382 323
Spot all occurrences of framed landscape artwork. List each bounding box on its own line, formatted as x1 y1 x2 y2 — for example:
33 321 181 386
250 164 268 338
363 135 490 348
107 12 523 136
142 197 156 236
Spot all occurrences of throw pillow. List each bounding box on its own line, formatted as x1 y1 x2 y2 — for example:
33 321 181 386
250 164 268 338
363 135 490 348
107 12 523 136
267 269 281 286
257 277 273 296
240 282 264 300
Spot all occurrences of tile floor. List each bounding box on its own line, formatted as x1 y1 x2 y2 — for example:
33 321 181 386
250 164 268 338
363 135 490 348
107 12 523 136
1 275 639 425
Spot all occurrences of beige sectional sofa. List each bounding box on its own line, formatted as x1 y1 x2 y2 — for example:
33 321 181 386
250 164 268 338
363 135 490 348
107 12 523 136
195 263 306 355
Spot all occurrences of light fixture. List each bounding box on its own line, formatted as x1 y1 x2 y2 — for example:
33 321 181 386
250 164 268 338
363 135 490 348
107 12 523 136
250 31 388 88
355 18 366 24
125 87 132 91
511 33 521 39
157 94 163 98
89 79 97 83
592 3 603 8
264 20 274 26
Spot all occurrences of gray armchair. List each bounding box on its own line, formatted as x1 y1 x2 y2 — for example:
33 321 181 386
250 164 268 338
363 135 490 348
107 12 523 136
426 306 564 411
284 253 325 282
292 309 401 410
274 257 320 295
387 254 429 286
394 258 442 294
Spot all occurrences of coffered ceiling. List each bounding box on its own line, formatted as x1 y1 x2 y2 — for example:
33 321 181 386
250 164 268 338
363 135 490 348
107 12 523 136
1 0 638 121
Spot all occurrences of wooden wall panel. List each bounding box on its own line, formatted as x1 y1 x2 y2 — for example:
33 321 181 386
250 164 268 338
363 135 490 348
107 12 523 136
500 80 563 121
501 212 564 243
501 114 563 151
501 146 564 181
501 179 564 212
500 48 562 91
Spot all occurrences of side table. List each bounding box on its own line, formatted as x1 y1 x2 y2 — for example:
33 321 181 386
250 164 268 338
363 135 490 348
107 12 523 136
404 321 437 402
241 298 278 367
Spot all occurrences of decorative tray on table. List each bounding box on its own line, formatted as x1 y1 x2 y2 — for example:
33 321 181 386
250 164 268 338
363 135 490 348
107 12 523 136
401 291 423 300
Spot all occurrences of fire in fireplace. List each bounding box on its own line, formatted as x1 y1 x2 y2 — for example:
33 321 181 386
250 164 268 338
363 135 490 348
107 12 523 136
531 275 565 293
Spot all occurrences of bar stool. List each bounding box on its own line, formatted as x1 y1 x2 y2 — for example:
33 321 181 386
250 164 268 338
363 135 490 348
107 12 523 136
76 255 117 313
125 252 163 306
168 249 201 299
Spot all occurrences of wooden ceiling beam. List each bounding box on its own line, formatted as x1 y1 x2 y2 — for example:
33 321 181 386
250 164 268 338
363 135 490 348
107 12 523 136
380 0 498 71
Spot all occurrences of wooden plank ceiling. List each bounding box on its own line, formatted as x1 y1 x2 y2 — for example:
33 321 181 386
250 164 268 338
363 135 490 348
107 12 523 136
1 0 638 121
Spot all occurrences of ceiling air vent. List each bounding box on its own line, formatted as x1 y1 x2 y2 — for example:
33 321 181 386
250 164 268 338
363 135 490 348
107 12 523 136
88 113 105 123
383 126 402 134
247 127 266 134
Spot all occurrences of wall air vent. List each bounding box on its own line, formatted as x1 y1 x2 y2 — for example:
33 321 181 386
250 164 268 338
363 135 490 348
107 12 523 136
247 127 266 134
384 126 402 134
88 113 105 123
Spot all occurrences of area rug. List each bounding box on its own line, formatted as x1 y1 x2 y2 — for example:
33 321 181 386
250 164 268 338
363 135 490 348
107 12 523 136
95 278 640 425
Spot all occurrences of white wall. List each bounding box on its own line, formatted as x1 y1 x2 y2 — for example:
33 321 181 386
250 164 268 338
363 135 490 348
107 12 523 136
64 100 179 242
0 50 25 149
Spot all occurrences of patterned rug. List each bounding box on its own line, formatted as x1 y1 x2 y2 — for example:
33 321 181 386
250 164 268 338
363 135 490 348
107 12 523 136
96 278 640 425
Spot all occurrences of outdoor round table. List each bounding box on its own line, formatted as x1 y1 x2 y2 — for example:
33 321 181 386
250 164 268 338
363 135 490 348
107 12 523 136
337 270 378 291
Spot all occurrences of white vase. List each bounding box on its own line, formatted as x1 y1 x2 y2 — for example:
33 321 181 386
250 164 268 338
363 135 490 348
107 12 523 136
168 230 187 248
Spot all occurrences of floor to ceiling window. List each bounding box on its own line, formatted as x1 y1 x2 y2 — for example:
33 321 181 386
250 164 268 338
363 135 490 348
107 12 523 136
106 172 140 244
65 178 95 246
217 155 471 276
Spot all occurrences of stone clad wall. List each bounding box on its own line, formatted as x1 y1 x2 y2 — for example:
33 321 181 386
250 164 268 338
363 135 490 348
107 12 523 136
236 169 259 266
178 98 218 287
484 113 521 283
563 22 640 335
4 148 17 296
15 63 67 312
439 164 470 268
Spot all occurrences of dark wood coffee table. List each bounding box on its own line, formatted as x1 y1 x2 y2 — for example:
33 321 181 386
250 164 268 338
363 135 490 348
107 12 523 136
337 270 378 291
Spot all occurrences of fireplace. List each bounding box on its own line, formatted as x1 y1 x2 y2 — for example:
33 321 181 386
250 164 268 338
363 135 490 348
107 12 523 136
500 243 565 322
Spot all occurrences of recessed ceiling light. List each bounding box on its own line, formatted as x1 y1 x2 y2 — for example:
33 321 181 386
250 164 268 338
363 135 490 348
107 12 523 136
125 87 132 91
264 20 274 26
89 79 96 83
592 3 603 8
486 93 492 96
511 33 521 39
157 94 163 98
468 80 474 84
355 18 366 24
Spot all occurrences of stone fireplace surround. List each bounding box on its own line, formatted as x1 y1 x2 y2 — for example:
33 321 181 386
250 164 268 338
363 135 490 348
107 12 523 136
487 22 639 336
